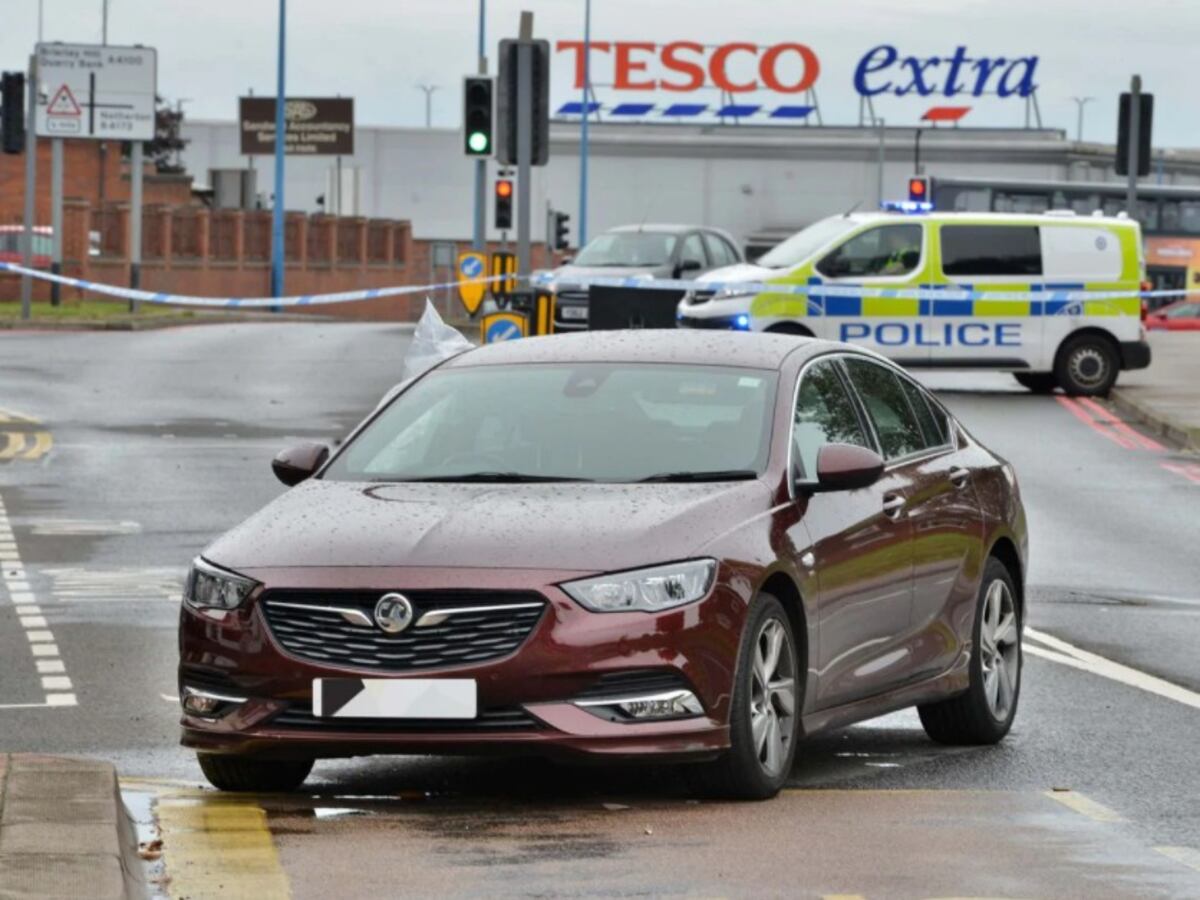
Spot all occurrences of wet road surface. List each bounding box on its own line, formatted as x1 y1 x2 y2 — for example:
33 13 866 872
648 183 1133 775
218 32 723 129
1 324 1198 898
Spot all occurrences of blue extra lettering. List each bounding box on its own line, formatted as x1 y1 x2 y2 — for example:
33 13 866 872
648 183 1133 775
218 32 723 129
896 55 940 97
997 57 1039 97
853 45 897 97
996 323 1022 346
876 323 910 345
957 323 990 346
840 322 871 341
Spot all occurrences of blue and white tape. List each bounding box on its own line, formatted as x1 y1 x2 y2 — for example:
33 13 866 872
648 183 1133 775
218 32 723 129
3 259 1197 308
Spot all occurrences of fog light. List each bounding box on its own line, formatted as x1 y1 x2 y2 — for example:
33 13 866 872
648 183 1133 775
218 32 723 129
575 689 704 721
182 686 246 718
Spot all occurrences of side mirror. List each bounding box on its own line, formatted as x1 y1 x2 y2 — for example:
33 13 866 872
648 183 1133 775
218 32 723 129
272 442 330 487
675 258 703 277
808 443 885 493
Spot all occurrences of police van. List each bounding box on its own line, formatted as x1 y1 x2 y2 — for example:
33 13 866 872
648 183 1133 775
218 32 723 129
677 210 1152 396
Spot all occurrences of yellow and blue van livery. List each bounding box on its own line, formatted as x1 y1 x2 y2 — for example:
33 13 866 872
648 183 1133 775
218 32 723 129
677 211 1150 396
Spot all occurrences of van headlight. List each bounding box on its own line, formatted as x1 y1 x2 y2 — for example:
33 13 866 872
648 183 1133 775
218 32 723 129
561 559 717 613
185 557 258 611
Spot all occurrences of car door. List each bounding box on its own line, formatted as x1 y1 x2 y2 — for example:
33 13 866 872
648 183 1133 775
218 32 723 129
786 357 915 709
812 223 928 361
891 373 984 681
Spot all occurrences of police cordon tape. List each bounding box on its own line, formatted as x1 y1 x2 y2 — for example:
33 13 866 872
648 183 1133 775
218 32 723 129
2 259 1197 308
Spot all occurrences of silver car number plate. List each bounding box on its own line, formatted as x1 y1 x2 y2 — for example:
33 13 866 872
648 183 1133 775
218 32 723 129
559 305 588 320
313 678 477 719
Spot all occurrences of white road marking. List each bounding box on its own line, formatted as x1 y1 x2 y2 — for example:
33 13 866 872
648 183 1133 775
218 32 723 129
1155 846 1200 874
1044 789 1123 822
0 493 77 710
27 519 142 536
1026 626 1200 711
40 566 185 603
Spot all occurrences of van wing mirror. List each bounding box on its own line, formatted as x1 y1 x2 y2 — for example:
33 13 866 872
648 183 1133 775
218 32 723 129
809 444 885 493
272 442 330 487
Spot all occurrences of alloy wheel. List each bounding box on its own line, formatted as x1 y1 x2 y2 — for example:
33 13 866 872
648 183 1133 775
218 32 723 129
749 618 796 776
980 579 1020 722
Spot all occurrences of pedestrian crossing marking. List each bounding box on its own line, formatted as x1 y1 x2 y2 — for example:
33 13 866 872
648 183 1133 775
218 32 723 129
40 566 185 603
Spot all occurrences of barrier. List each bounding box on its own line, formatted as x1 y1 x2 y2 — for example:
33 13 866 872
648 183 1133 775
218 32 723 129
3 259 1197 310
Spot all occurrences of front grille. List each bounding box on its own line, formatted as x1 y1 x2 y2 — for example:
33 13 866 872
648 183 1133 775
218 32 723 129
574 669 692 700
555 289 588 303
268 703 543 733
688 290 716 306
259 590 547 672
677 315 736 331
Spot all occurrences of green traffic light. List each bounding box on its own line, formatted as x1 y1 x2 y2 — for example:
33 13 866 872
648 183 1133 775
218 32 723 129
468 131 489 154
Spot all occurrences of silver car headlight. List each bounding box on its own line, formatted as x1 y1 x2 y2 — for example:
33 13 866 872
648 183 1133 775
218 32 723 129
561 559 717 613
184 557 258 611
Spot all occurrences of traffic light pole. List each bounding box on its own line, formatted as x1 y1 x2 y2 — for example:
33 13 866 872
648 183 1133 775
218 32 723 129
1125 74 1141 220
20 54 36 321
515 12 533 276
50 138 62 306
472 0 486 252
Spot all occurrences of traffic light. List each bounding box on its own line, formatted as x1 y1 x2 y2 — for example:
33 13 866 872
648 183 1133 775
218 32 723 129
1116 92 1154 177
494 178 513 230
1 72 25 155
496 39 551 166
553 211 570 251
462 76 494 158
907 175 931 203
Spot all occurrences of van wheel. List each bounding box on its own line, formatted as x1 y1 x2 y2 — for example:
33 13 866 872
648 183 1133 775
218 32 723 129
197 753 313 792
1013 373 1057 394
689 592 800 800
1054 335 1119 397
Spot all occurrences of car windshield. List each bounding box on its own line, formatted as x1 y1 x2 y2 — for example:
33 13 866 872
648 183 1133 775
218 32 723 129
572 231 678 267
323 363 778 483
756 217 859 270
1163 302 1200 318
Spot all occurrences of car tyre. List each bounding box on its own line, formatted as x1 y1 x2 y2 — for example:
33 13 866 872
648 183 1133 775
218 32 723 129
690 592 800 800
1012 372 1057 394
918 557 1021 745
197 753 314 792
1054 334 1120 397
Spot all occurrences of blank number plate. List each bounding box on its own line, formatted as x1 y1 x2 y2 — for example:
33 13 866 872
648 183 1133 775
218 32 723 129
313 678 477 719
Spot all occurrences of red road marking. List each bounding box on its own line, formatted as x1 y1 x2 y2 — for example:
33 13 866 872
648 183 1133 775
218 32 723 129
1161 463 1200 484
1055 396 1136 449
1075 397 1165 452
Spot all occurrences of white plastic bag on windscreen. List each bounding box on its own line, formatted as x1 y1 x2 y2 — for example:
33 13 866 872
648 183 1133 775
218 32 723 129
374 301 473 411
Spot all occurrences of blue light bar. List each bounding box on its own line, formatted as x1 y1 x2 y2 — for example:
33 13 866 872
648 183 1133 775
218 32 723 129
663 103 706 117
734 314 751 330
611 102 655 116
881 200 934 214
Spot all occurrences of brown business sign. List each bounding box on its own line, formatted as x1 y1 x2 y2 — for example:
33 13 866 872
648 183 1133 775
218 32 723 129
239 97 354 156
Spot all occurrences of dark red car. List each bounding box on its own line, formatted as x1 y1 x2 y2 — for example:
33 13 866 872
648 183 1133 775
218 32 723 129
180 331 1027 799
1146 300 1200 331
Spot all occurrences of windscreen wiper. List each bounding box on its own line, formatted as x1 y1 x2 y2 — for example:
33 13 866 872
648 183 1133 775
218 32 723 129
636 470 759 483
396 472 594 483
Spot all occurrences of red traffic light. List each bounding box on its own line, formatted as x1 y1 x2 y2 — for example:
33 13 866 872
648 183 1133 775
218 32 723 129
908 177 927 198
495 179 513 198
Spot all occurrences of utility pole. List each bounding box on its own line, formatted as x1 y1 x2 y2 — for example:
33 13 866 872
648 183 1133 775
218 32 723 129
415 83 439 127
876 119 886 207
1071 96 1093 143
20 54 37 321
515 12 533 276
577 0 591 247
270 0 287 300
472 0 487 252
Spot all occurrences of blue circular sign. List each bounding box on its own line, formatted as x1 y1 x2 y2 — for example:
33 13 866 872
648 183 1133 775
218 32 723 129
460 255 484 277
485 317 523 343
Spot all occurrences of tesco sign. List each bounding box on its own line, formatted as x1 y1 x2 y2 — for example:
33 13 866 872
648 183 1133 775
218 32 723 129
555 42 1039 99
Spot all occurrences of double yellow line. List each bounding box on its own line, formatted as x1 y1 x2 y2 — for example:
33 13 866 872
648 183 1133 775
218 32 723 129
0 410 53 462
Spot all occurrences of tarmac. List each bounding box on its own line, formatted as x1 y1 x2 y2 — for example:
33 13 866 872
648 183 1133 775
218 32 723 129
1113 331 1200 450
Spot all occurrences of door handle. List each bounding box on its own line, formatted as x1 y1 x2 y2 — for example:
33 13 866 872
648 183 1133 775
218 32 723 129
949 467 971 489
882 493 907 519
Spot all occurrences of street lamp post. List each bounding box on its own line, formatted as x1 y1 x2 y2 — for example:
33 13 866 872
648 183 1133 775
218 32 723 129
270 0 287 301
578 0 592 248
1071 96 1094 143
416 83 440 127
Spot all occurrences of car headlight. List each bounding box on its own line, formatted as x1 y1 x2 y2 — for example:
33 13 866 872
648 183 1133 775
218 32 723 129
184 557 259 611
561 559 717 613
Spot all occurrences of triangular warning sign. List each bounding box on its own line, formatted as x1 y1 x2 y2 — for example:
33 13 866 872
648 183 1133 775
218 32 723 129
47 85 81 117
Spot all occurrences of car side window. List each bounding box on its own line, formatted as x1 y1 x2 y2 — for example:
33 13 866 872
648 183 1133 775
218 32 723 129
703 233 738 267
897 377 950 448
842 358 929 460
817 225 922 279
680 233 707 268
792 360 871 480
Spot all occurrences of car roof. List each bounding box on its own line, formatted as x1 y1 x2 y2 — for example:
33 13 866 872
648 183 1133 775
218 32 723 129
444 330 839 371
608 224 696 234
843 210 1139 229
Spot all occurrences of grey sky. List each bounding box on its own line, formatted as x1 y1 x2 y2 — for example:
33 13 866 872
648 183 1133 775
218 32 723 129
4 0 1198 146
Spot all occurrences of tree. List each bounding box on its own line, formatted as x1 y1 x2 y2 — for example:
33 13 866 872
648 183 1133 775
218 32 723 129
147 95 187 174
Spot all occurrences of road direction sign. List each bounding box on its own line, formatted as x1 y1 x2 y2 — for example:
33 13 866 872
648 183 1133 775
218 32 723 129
456 250 488 315
481 311 527 343
35 43 156 141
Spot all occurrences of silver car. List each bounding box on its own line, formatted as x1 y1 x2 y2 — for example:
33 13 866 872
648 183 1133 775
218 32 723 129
544 224 742 332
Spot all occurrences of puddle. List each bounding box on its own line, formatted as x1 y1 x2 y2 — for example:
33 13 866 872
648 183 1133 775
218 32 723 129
122 788 169 899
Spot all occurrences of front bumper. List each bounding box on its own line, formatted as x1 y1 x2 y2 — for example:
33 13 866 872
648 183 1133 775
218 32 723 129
178 565 747 760
1119 339 1152 371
